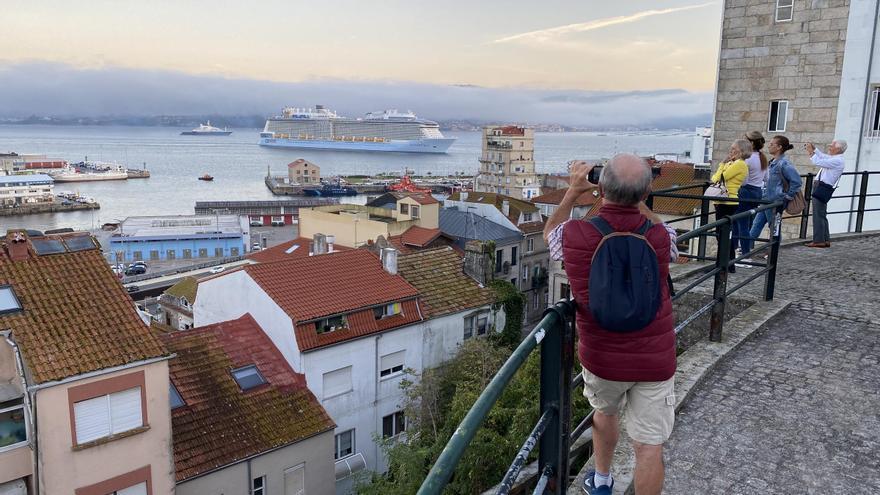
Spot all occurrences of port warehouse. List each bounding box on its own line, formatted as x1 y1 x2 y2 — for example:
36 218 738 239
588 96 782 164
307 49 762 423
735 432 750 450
194 199 338 226
108 215 249 262
0 174 54 205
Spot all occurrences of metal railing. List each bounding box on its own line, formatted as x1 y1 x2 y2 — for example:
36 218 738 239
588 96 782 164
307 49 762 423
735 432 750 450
418 178 878 494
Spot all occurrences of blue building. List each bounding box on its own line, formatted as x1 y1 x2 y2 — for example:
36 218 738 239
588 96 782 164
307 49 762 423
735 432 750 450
109 215 248 262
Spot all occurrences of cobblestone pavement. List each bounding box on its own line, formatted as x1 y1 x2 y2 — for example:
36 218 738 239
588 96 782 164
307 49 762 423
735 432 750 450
664 235 880 494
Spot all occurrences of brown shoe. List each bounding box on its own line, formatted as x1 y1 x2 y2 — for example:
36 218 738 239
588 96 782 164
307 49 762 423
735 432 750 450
805 242 831 248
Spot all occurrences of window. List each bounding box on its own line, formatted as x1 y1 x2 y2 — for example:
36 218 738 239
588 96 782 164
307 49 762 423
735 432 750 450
399 203 409 215
374 302 402 319
73 387 143 444
166 249 176 260
411 205 420 219
769 101 788 132
113 482 147 495
0 397 27 449
232 365 266 391
511 246 517 266
182 249 192 259
0 286 22 315
323 366 352 398
464 312 489 339
560 283 571 300
527 237 535 252
866 87 880 139
380 350 405 378
169 384 185 409
215 247 224 257
335 429 355 459
317 314 346 333
230 247 240 256
149 250 159 260
523 264 530 284
198 248 208 258
132 251 142 261
533 292 540 310
252 475 266 495
383 411 406 438
523 212 533 222
495 249 503 272
775 0 793 22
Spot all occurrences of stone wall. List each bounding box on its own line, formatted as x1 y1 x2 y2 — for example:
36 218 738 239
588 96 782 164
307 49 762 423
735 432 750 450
713 0 851 172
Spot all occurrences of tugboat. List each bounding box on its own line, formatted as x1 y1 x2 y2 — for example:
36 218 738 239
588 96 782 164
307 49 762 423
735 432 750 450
302 178 357 196
181 121 232 136
198 174 214 181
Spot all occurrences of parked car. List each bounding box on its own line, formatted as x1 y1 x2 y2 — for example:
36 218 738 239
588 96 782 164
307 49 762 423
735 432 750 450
130 261 148 268
209 266 226 274
125 286 139 293
251 243 262 252
124 265 147 276
271 219 285 227
250 219 263 226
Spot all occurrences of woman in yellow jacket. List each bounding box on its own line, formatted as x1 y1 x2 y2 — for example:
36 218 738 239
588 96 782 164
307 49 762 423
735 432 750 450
711 138 751 272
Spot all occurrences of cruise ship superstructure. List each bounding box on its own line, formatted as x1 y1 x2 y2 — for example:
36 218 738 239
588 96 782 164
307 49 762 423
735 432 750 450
259 106 455 153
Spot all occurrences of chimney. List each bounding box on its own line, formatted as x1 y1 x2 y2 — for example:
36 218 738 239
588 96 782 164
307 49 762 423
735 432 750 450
460 191 468 201
6 232 30 262
326 234 336 253
312 233 328 255
502 199 510 216
380 247 398 275
463 240 493 286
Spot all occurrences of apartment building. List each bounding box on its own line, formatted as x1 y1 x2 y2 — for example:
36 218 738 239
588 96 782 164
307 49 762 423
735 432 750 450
474 126 541 200
714 0 880 232
0 175 54 207
0 231 174 495
288 158 321 185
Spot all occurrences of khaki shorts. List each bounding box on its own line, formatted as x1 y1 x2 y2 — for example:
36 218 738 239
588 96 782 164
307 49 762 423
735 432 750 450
582 368 675 445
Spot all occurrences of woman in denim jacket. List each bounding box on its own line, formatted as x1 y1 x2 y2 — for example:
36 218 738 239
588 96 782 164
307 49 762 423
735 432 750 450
746 135 802 257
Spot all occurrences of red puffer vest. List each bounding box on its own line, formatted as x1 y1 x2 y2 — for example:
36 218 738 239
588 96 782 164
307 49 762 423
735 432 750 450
562 203 675 382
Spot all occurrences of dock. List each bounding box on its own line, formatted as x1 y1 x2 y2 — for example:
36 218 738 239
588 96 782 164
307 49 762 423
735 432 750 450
126 169 150 179
0 200 99 216
264 174 470 196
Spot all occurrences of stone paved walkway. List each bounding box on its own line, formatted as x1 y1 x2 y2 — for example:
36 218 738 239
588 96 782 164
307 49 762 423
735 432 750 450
664 235 880 494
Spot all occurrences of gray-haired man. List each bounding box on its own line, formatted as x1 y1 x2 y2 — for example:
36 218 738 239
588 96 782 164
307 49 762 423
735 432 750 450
805 140 846 248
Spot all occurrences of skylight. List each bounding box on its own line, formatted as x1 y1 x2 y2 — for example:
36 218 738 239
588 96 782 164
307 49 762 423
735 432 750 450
231 365 267 391
169 383 185 409
0 286 22 315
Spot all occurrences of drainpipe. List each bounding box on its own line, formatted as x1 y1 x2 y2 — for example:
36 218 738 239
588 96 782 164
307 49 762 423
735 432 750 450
2 332 37 495
246 458 252 494
850 0 880 231
373 334 380 470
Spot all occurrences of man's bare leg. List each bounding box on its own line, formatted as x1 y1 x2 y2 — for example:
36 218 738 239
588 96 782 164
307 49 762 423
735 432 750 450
632 441 664 495
592 410 619 475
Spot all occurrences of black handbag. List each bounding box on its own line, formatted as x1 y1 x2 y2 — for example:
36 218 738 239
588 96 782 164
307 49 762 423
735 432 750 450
812 181 835 203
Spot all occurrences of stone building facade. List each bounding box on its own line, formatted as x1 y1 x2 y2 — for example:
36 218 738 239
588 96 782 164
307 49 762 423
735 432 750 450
475 126 541 200
713 0 850 171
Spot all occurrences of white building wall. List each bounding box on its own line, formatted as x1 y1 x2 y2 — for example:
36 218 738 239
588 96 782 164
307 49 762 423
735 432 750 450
193 271 302 371
833 0 880 232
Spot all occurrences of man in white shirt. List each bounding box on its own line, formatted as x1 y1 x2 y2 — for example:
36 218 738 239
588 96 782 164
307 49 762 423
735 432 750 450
805 139 846 248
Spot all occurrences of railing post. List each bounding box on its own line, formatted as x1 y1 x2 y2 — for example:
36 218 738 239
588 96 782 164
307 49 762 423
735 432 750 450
698 195 710 261
709 219 730 342
764 206 783 301
800 173 814 239
856 171 869 233
538 301 574 493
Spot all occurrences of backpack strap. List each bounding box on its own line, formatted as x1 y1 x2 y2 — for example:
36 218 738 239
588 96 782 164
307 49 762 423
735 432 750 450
589 216 615 237
635 219 653 235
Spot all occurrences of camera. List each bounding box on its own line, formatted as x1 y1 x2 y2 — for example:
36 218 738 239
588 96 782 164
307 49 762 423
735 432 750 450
587 165 662 184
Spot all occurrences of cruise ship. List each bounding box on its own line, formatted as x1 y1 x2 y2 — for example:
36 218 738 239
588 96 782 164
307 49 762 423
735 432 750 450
259 106 455 153
181 121 232 136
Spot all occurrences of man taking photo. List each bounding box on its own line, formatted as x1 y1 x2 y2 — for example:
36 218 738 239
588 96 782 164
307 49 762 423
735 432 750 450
544 154 678 495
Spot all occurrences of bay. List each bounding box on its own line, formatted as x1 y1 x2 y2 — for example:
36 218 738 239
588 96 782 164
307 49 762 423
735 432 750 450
0 125 692 231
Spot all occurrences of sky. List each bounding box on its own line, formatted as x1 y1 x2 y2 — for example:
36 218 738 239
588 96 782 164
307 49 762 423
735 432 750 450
0 1 723 125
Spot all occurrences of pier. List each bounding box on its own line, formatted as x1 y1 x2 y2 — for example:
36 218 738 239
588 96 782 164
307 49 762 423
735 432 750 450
264 174 470 196
0 200 99 216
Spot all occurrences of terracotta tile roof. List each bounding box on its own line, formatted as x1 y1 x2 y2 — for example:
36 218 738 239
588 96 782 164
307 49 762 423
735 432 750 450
160 314 334 481
247 237 351 264
387 226 457 255
494 125 526 136
393 191 438 205
531 187 600 208
397 247 495 318
518 221 546 235
0 233 169 384
243 249 420 322
164 277 198 305
294 299 421 351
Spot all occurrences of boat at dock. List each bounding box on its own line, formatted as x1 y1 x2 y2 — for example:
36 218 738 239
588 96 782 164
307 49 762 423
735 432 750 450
50 163 128 182
198 174 214 181
302 183 358 196
181 121 232 136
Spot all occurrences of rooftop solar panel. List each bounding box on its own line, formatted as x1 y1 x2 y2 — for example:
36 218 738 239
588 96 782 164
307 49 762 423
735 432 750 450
63 236 97 252
30 238 66 255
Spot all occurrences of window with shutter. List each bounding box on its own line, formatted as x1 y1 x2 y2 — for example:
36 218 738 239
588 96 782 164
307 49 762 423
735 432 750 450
110 388 143 434
73 386 143 444
323 366 352 399
379 351 405 378
115 482 147 495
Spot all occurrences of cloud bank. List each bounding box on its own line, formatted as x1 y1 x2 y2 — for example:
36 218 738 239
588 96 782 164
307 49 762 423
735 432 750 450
0 62 712 128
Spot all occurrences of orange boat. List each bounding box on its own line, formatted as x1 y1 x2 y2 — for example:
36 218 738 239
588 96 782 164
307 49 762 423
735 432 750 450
198 174 214 181
387 175 431 193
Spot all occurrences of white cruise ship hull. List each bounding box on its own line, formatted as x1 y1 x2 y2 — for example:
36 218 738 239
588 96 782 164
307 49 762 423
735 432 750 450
258 137 455 154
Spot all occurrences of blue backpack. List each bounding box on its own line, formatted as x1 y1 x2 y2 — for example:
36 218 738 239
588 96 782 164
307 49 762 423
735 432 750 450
588 217 661 332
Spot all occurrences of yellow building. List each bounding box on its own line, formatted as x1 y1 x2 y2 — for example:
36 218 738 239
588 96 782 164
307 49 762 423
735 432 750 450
287 159 320 185
298 192 439 248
